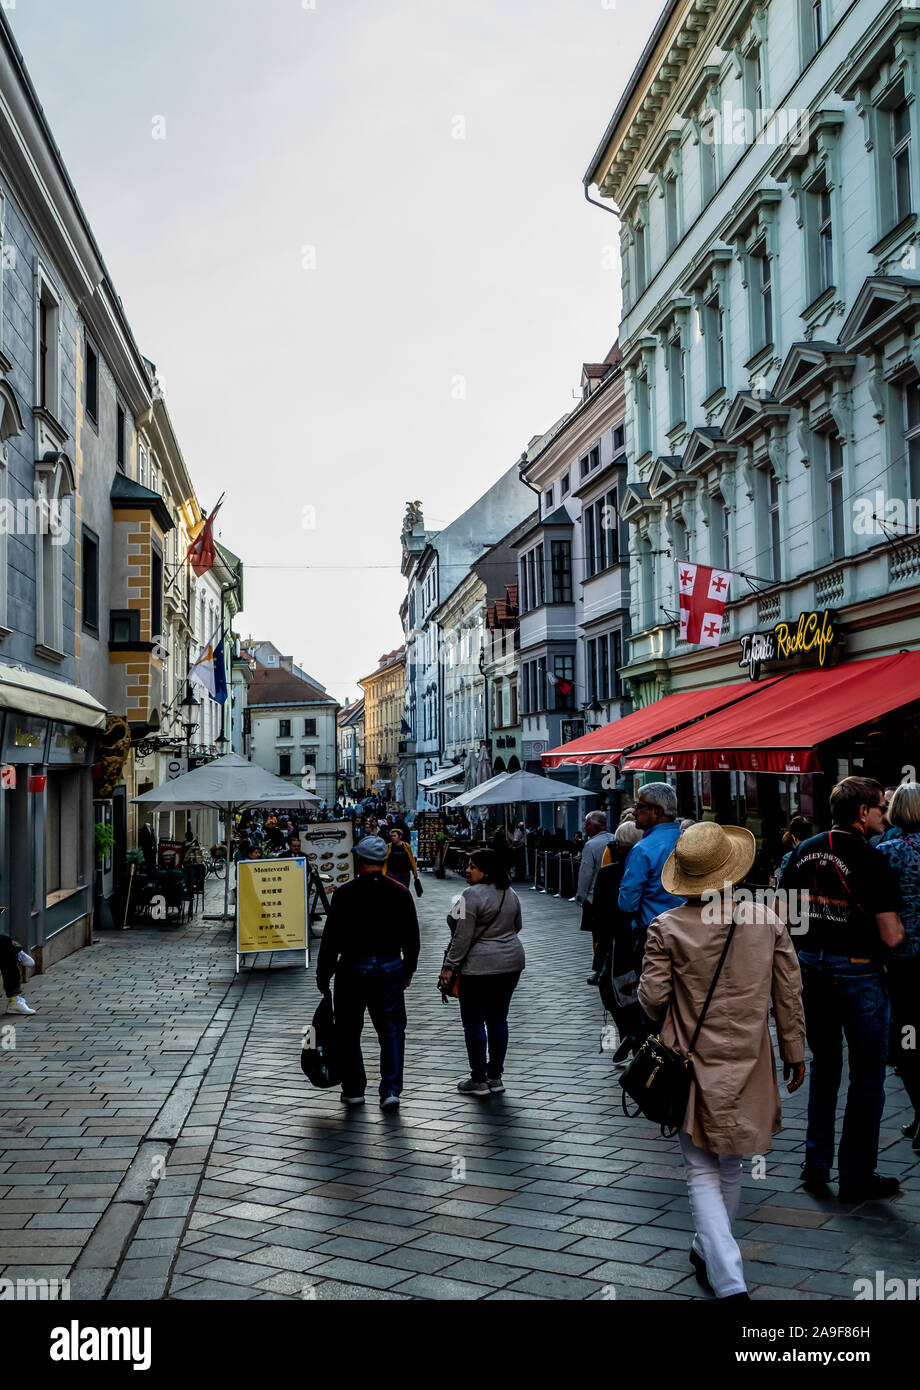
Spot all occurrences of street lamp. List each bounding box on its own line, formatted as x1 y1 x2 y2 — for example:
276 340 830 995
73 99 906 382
180 683 200 758
215 732 228 756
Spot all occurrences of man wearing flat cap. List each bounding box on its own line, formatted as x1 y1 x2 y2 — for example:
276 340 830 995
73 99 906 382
316 835 420 1110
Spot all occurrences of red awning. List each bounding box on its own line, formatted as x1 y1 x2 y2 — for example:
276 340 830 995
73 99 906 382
541 680 781 770
621 651 920 774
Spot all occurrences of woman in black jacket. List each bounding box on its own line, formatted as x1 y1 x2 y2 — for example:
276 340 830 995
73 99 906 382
591 821 643 1060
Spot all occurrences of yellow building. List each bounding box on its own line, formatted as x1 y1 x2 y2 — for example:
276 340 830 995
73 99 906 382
359 648 406 803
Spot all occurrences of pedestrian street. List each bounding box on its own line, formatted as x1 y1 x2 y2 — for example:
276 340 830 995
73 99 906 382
1 871 918 1302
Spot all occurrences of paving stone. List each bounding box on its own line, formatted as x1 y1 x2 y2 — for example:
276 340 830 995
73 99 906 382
389 1272 492 1300
373 1246 457 1275
305 1258 408 1289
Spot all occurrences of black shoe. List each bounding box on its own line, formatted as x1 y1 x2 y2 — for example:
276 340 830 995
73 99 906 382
902 1116 919 1140
586 972 599 985
720 1292 751 1302
800 1163 831 1195
612 1037 632 1064
838 1172 900 1203
690 1247 713 1293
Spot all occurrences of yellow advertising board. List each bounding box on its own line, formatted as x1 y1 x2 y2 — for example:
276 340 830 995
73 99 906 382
236 858 308 962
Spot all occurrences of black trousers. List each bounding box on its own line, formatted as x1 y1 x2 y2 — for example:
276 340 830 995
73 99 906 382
0 935 22 998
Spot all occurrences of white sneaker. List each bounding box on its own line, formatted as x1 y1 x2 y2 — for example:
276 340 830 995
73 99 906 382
17 951 35 969
340 1093 365 1106
7 995 35 1015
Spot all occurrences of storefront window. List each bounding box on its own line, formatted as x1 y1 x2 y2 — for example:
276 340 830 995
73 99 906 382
45 769 84 899
2 714 48 764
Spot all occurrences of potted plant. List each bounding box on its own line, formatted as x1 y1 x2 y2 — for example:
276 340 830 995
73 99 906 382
92 820 117 931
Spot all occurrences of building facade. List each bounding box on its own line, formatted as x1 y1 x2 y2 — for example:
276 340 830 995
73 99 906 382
516 351 631 829
360 647 406 803
336 697 365 801
399 469 535 810
246 656 339 805
581 0 920 848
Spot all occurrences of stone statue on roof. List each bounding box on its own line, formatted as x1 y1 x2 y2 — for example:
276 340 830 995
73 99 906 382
402 500 424 534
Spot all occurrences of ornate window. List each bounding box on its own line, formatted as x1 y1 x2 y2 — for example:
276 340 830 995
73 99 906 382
34 452 75 660
775 110 845 329
838 11 920 265
723 187 782 374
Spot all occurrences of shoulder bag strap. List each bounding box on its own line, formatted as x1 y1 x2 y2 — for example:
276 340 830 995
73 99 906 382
687 912 739 1058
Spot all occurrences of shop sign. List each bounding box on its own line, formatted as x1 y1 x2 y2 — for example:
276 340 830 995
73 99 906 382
236 857 308 959
560 720 585 744
739 609 839 680
2 714 49 764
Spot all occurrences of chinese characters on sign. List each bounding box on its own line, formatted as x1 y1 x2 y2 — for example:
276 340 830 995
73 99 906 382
236 858 308 957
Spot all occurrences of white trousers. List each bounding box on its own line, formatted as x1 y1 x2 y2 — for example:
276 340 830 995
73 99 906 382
678 1131 747 1298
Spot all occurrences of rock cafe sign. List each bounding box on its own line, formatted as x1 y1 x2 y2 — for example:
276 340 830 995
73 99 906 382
739 609 839 680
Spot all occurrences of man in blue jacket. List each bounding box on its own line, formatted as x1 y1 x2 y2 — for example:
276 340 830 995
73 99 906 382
618 782 685 968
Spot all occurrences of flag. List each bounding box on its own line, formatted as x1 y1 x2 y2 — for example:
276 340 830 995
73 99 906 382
188 627 222 697
213 639 228 706
400 718 411 736
678 562 732 648
187 498 223 578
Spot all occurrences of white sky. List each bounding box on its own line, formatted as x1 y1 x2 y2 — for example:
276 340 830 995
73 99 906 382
10 0 648 703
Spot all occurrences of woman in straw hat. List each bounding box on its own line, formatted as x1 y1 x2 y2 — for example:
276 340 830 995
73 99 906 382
638 821 806 1301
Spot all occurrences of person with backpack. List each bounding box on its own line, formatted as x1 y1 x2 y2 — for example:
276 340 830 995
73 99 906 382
778 776 905 1201
439 849 524 1097
638 822 806 1300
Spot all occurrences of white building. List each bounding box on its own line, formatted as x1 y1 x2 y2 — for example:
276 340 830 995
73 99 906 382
245 654 339 804
582 0 920 855
399 471 534 811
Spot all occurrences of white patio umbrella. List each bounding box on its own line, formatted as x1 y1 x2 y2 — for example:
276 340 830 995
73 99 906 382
445 769 583 808
133 753 320 919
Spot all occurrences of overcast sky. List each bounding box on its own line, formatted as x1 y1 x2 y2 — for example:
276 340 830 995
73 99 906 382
11 0 645 704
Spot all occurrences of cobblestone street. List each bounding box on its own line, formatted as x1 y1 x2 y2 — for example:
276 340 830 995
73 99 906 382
2 871 919 1302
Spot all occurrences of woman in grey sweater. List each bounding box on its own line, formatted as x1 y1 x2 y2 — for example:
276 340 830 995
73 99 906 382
439 849 525 1096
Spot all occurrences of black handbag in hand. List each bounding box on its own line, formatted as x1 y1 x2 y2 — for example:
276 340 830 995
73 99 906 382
413 878 423 898
619 914 738 1136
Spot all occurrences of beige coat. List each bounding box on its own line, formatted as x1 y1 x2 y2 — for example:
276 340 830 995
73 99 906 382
638 902 806 1155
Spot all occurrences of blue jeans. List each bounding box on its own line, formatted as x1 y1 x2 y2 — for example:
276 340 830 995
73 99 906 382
457 972 521 1081
798 952 890 1182
334 956 407 1098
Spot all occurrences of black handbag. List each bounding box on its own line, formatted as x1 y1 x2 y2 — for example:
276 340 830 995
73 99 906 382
619 914 738 1136
300 992 341 1089
413 878 423 898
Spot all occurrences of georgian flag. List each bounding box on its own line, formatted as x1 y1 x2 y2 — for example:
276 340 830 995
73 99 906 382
678 562 731 648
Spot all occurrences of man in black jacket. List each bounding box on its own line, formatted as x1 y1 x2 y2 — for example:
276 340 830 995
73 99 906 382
316 836 420 1110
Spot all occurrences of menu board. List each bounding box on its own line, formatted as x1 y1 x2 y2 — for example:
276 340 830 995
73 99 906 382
299 820 355 900
416 812 447 865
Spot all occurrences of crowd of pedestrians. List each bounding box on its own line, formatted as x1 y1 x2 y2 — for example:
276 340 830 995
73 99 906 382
309 773 918 1302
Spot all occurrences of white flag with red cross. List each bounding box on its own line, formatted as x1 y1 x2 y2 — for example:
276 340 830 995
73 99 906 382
678 562 732 647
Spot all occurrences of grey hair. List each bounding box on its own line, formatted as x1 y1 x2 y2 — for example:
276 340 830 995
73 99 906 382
615 821 643 848
585 811 608 831
888 782 920 832
679 818 695 830
637 782 678 817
